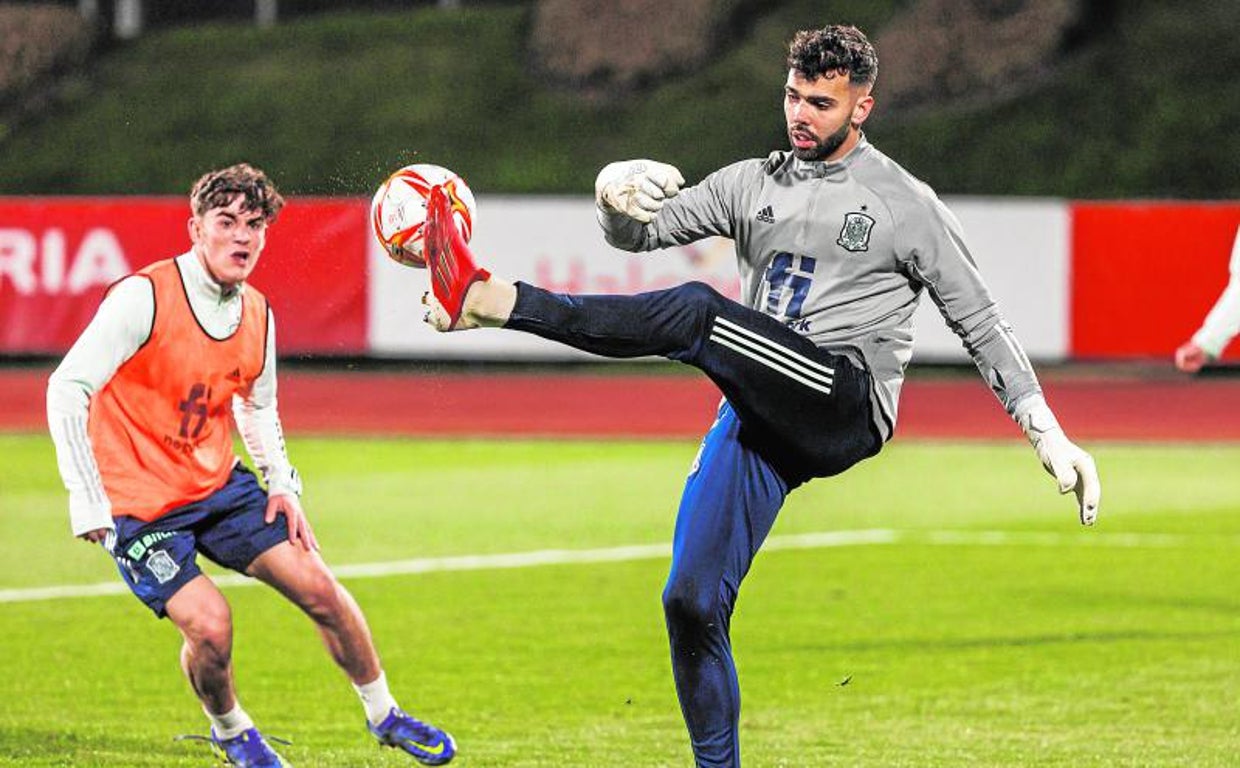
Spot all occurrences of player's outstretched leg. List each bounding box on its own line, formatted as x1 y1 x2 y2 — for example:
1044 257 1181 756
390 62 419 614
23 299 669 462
420 185 878 482
419 186 709 356
419 179 725 356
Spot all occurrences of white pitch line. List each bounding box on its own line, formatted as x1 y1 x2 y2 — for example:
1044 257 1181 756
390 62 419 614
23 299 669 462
0 529 1229 605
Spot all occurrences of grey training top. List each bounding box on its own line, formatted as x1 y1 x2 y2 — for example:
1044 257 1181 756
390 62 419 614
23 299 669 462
598 136 1042 441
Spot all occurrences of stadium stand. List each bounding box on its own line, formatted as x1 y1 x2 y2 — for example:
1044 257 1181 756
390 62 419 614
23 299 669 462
530 0 726 95
876 0 1083 111
0 4 93 105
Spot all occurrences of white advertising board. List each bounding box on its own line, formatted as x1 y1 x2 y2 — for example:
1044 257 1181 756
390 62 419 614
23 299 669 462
368 196 1069 362
911 198 1070 362
368 196 742 360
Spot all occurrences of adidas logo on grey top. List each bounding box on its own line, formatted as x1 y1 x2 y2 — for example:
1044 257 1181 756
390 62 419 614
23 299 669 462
756 205 775 224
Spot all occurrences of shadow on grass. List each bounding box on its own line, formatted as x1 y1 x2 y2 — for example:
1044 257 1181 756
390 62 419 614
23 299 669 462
1037 588 1240 616
780 627 1239 654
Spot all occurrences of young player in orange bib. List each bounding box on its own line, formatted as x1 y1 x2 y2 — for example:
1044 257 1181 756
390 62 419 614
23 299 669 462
47 164 455 767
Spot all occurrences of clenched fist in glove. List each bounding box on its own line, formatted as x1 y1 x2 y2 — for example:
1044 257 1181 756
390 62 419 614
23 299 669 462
1016 397 1101 526
595 159 686 224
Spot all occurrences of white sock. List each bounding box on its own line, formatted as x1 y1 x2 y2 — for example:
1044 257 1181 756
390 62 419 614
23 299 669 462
353 670 400 725
205 703 254 740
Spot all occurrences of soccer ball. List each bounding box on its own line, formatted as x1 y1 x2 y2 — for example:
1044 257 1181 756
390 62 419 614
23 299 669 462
370 163 477 268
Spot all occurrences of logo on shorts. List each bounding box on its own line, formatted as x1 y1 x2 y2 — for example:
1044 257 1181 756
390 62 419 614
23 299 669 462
126 530 175 561
837 212 875 252
146 549 181 584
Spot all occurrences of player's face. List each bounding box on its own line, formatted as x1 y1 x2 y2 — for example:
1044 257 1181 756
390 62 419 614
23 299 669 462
188 195 269 288
784 69 873 162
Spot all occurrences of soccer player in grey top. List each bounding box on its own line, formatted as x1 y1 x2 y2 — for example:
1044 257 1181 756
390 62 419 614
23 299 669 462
419 24 1100 768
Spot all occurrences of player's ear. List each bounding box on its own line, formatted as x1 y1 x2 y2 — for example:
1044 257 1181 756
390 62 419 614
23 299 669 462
187 215 202 244
851 92 874 128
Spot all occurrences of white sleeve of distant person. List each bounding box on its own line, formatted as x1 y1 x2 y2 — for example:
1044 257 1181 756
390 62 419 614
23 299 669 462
1191 225 1240 358
46 276 154 537
232 309 302 499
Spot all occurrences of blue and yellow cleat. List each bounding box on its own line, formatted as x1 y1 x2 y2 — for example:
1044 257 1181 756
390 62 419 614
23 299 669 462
210 727 289 767
368 707 456 765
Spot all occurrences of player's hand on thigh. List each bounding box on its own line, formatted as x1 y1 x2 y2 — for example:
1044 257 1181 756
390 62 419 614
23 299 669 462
267 493 319 551
595 159 685 223
78 527 113 545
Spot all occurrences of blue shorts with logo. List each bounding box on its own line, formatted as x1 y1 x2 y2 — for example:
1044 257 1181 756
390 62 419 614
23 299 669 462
107 465 289 618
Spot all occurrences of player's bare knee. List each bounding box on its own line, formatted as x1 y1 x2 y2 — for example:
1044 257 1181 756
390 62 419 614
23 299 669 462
179 609 233 661
295 572 349 626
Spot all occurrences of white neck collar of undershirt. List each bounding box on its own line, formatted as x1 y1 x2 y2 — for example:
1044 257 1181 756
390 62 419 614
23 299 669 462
179 250 244 304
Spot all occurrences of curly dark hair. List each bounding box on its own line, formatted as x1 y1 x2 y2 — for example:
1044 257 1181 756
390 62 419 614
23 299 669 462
189 163 284 222
786 24 878 86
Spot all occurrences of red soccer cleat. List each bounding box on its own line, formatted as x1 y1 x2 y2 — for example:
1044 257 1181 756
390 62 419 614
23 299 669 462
424 185 490 330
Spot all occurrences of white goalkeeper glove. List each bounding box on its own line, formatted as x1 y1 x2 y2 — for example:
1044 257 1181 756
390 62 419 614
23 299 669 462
595 159 685 224
1016 398 1101 526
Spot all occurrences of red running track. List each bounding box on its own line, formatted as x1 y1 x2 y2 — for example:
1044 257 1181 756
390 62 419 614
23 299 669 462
4 366 1238 441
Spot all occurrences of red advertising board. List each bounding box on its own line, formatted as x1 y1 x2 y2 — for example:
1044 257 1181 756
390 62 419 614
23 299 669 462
0 197 368 354
1070 203 1240 360
7 197 1240 361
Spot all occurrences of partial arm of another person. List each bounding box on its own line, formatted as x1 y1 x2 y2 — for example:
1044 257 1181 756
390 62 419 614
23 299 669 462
1175 225 1240 372
46 277 154 542
232 309 317 551
903 196 1100 525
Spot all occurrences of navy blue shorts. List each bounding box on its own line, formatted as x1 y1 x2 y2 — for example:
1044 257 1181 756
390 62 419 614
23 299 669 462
107 465 289 618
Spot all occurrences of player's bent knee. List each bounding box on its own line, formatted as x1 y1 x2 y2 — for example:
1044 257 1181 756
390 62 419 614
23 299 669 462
662 582 719 632
168 585 232 645
654 282 728 357
178 611 233 658
193 628 233 663
668 281 726 314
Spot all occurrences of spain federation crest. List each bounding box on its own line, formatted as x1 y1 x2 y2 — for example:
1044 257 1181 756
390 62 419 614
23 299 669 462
146 549 181 584
836 212 875 252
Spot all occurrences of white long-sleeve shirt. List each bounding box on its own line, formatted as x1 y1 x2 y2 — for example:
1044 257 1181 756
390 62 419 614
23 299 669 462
47 251 300 537
1191 225 1240 358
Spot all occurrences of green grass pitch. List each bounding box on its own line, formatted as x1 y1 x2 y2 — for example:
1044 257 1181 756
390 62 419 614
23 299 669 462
1 432 1237 766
